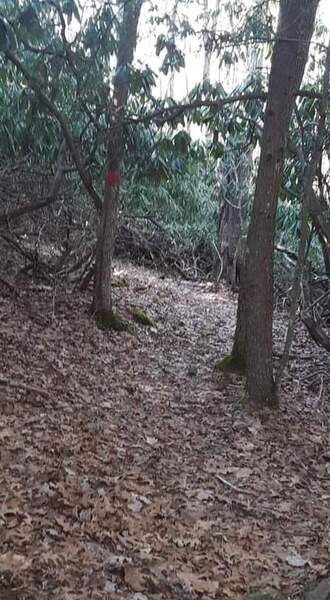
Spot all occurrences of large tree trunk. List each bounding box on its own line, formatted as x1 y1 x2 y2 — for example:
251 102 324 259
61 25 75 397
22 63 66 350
93 0 143 328
231 0 320 406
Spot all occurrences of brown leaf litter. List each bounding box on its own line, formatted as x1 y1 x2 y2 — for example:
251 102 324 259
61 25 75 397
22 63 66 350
0 261 329 599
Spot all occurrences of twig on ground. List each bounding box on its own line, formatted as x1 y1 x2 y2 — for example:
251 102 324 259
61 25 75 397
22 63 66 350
213 473 257 496
0 377 50 398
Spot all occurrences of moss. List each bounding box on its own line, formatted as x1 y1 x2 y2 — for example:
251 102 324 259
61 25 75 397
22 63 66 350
112 277 129 288
95 309 128 332
215 353 246 376
131 308 154 327
244 592 282 600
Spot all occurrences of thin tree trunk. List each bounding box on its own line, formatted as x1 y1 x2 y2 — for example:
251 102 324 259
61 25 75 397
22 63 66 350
313 214 330 279
203 0 220 83
276 41 330 386
231 0 320 406
93 0 143 328
217 197 241 289
217 146 252 290
230 235 247 371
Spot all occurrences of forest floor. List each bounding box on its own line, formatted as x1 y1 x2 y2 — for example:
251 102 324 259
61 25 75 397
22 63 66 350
0 260 329 600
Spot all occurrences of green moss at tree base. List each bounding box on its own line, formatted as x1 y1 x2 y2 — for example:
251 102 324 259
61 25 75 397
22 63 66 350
95 309 128 331
215 353 246 376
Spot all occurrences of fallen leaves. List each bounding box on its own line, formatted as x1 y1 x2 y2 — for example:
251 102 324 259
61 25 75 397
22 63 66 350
0 552 31 573
0 262 329 598
177 569 220 594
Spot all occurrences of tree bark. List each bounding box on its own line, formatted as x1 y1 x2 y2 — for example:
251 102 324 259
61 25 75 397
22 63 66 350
232 0 320 406
93 0 143 327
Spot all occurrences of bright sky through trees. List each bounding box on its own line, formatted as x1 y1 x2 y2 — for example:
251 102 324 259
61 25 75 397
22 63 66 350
135 0 330 100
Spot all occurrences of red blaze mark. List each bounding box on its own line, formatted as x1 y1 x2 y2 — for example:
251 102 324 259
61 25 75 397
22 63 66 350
106 171 120 186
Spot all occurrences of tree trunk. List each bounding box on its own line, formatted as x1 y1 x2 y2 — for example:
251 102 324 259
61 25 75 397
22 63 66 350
314 214 330 280
275 41 330 387
93 0 143 328
310 187 330 280
229 236 248 373
232 0 320 405
217 235 247 374
217 146 252 290
217 197 241 290
203 0 220 83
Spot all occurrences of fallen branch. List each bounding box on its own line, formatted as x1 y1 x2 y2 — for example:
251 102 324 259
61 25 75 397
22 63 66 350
0 377 50 397
0 194 59 226
302 289 330 314
0 139 66 226
301 315 330 353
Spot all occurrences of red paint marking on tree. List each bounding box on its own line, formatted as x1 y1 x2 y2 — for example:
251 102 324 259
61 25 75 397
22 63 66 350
106 171 120 186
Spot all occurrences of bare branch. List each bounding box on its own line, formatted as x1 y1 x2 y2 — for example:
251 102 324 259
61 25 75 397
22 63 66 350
125 90 323 125
4 49 103 213
0 140 66 226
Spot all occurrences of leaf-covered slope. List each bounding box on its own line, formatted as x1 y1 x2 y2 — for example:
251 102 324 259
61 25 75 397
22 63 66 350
0 262 329 599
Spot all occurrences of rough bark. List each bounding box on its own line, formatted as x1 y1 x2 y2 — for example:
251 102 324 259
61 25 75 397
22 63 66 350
93 0 143 327
233 0 320 406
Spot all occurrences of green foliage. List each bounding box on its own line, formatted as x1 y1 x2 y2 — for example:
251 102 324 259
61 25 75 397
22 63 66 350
276 200 324 273
62 0 80 24
124 159 218 252
131 308 154 327
0 0 328 285
0 17 17 50
156 34 185 75
18 5 44 39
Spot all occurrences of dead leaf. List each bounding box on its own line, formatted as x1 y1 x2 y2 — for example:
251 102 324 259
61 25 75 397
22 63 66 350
196 488 214 501
275 547 308 568
125 565 147 592
128 500 143 513
178 570 219 594
0 552 31 573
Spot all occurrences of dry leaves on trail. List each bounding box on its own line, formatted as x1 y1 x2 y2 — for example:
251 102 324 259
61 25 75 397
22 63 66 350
0 261 329 599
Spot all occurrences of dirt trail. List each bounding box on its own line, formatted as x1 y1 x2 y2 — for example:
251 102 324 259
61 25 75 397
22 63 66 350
0 262 329 599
